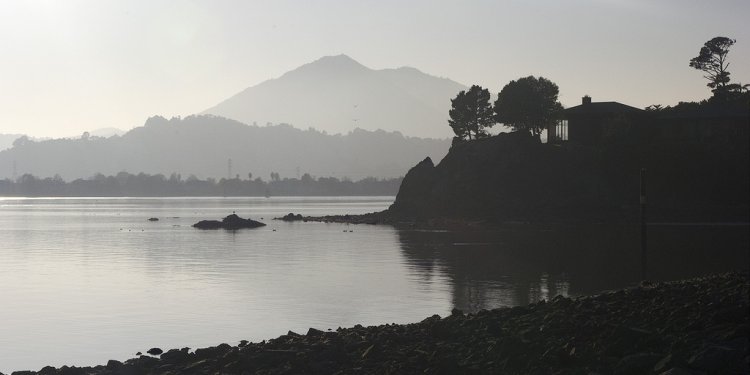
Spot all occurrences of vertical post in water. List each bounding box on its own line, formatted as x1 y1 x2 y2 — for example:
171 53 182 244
640 168 647 280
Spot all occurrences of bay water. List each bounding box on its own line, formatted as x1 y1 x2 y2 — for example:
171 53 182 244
0 197 747 372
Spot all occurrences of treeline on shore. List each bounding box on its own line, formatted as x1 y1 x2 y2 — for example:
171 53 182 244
0 172 402 197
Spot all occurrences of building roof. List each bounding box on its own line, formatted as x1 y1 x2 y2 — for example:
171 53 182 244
565 101 644 115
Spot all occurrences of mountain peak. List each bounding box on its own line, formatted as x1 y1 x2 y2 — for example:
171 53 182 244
203 55 468 138
394 66 420 72
316 54 360 64
294 54 369 75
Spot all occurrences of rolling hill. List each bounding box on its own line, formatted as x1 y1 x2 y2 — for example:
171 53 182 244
0 115 450 181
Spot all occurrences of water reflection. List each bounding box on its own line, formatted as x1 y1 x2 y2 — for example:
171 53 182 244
397 224 749 313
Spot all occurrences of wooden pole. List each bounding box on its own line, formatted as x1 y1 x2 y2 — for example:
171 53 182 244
640 168 647 280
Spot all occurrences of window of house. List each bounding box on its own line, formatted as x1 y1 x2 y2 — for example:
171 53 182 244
556 119 568 141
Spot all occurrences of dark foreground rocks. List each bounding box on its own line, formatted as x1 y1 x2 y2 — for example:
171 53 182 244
193 214 266 230
13 272 748 375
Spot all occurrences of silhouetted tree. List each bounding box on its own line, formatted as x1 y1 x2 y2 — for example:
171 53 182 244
689 37 736 95
12 136 31 147
494 76 563 140
448 85 494 140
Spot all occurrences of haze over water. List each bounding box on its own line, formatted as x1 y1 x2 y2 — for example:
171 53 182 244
1 197 747 372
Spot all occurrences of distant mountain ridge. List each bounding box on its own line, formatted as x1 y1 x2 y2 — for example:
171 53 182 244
0 134 24 151
202 54 466 138
1 128 124 152
88 127 125 138
0 115 450 180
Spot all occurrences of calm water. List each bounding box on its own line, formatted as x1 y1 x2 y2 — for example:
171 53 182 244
0 197 748 372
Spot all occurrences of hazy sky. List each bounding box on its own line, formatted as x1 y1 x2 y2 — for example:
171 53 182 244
1 0 748 138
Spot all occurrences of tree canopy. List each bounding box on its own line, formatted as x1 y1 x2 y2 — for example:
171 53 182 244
448 85 495 140
689 37 736 94
493 76 563 139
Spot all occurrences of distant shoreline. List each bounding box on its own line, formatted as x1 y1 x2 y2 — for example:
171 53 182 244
0 171 403 198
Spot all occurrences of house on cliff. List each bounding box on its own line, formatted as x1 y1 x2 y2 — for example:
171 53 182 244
548 96 645 146
548 95 749 147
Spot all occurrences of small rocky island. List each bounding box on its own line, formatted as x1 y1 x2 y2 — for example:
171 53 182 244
193 214 266 230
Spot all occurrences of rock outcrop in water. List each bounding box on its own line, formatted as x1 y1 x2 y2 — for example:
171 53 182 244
278 213 304 222
387 132 602 222
10 272 748 374
391 131 750 223
193 214 266 230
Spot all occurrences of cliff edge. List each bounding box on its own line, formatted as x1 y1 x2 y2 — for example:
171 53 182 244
386 131 748 224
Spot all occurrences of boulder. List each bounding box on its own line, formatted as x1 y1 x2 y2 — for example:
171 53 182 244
105 360 122 370
280 213 304 221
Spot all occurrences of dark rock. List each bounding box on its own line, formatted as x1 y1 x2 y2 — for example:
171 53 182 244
105 360 122 370
713 305 747 324
653 354 673 373
388 156 436 218
194 343 232 359
659 368 704 375
361 344 375 359
615 353 662 375
160 348 190 363
146 347 163 356
280 213 304 221
688 345 747 373
721 324 749 340
192 220 224 229
147 217 159 221
193 214 266 230
124 355 159 368
182 359 210 372
57 366 85 375
307 327 324 337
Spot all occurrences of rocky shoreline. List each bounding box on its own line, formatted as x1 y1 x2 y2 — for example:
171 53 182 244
275 211 493 230
8 272 748 375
